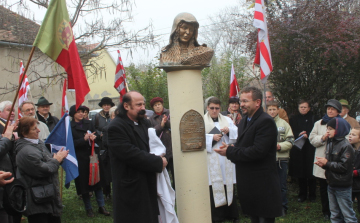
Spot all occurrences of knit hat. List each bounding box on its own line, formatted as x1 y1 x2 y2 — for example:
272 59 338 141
339 99 351 110
228 97 240 104
69 105 86 117
98 97 115 107
327 118 337 130
150 97 163 108
324 99 342 113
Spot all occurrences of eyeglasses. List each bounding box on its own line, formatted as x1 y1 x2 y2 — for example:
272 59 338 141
24 108 35 113
240 100 254 103
209 107 220 110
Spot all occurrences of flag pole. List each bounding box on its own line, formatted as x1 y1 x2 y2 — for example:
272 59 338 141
60 167 64 200
263 83 267 110
3 46 36 134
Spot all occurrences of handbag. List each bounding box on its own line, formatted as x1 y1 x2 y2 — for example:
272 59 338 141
89 140 100 186
30 184 55 204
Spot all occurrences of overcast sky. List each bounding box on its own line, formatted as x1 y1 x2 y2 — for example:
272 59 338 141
7 0 241 66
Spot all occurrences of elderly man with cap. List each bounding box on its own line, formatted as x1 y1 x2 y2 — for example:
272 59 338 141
92 97 115 200
221 97 242 126
19 101 50 141
339 99 360 128
309 99 344 220
36 97 59 132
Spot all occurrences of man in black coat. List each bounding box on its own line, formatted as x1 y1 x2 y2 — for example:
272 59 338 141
215 86 282 223
107 91 167 223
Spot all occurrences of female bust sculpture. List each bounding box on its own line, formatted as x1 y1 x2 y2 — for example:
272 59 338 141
160 12 214 67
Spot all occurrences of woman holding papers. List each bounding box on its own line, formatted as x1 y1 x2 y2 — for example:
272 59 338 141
289 100 318 203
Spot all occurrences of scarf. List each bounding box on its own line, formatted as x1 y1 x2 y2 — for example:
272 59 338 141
321 114 341 125
227 107 242 125
204 112 233 207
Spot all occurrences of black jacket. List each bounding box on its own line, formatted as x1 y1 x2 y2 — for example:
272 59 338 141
353 148 360 192
70 119 101 194
107 114 163 223
324 137 355 187
289 111 317 178
226 107 282 218
0 137 16 209
36 111 59 132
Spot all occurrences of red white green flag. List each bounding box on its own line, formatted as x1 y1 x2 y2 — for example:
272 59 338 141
33 0 90 109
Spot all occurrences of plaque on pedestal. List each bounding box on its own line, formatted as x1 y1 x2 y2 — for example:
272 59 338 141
179 109 205 152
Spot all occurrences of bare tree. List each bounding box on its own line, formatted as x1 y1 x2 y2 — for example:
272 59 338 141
0 0 158 98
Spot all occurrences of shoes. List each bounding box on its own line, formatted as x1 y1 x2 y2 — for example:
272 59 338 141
98 206 110 216
86 209 95 217
298 196 306 202
323 214 330 221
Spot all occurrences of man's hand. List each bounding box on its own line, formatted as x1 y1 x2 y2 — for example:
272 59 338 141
162 157 168 170
299 131 308 139
0 171 14 187
2 122 17 140
213 134 222 142
214 142 228 156
220 127 229 135
277 144 281 151
314 157 328 167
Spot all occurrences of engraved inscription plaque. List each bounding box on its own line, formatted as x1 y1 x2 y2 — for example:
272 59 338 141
179 109 205 152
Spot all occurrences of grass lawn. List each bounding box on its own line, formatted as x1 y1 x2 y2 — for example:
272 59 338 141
21 177 360 222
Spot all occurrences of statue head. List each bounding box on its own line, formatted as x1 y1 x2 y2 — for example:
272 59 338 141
164 12 200 51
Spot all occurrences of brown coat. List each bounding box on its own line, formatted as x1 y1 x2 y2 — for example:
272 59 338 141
149 108 172 159
344 115 360 129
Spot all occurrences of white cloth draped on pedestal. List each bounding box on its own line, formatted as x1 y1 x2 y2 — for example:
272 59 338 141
148 128 179 223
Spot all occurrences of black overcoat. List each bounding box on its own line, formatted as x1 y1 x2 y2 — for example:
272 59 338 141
107 115 163 223
288 112 317 178
70 119 101 195
226 108 282 218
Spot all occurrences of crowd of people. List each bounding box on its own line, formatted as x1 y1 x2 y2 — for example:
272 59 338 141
0 87 360 223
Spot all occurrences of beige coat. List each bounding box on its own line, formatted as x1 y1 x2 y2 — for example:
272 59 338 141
274 115 294 161
344 115 360 129
309 119 327 179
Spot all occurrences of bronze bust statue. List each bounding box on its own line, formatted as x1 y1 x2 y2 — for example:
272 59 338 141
159 12 214 67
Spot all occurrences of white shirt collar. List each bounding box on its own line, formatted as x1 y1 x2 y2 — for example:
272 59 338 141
24 138 39 144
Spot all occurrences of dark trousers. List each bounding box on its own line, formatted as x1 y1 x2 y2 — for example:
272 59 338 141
277 160 288 210
166 157 175 189
250 216 275 223
0 209 21 223
298 177 316 199
27 213 61 223
318 178 330 215
209 185 239 222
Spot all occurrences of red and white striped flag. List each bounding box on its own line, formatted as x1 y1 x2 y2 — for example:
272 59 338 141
18 61 30 119
61 79 69 118
253 0 273 84
114 50 127 101
229 64 240 98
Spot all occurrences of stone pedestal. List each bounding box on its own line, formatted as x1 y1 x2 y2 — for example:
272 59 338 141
166 68 211 223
